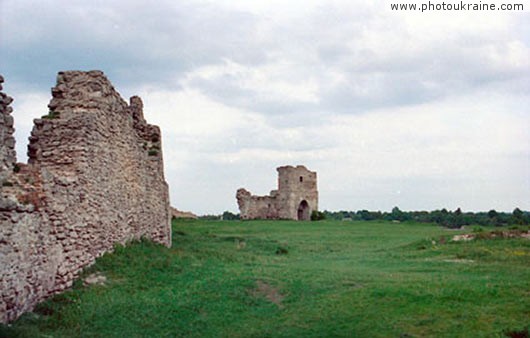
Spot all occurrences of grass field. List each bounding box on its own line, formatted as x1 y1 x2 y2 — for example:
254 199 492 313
1 220 529 337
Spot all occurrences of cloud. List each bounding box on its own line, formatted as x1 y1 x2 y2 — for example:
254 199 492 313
0 0 264 88
1 0 528 213
6 89 50 161
138 82 528 213
139 1 528 117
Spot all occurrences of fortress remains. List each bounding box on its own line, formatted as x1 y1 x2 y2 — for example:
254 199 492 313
0 71 171 323
237 165 318 220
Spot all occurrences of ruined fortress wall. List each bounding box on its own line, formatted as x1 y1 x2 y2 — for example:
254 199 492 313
170 207 198 219
237 165 318 220
236 189 279 220
0 71 171 323
0 75 16 181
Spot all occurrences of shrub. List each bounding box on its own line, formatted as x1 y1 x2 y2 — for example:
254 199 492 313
276 246 288 255
311 210 326 221
42 111 60 119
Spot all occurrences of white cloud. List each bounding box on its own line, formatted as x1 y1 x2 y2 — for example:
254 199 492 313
184 59 320 104
142 87 260 138
136 81 528 214
7 89 50 162
1 0 528 213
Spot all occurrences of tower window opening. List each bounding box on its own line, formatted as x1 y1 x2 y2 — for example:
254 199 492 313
299 176 303 182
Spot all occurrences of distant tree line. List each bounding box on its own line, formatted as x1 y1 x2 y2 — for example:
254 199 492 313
321 207 529 228
198 211 240 221
201 207 529 228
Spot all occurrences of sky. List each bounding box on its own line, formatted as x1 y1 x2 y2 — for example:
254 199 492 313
0 0 528 214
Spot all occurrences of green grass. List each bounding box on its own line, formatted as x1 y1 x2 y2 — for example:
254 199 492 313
41 111 60 120
2 220 529 337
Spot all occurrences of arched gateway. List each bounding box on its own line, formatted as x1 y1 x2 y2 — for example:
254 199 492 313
297 200 311 221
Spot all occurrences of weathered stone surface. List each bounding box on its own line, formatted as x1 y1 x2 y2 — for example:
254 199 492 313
237 165 318 220
0 71 171 323
0 76 16 181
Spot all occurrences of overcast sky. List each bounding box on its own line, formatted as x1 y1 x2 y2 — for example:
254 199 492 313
1 0 528 214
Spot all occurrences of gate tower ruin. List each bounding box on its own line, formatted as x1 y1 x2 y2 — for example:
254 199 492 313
236 165 318 220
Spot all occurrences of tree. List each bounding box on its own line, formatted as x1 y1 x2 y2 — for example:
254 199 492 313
358 210 373 221
449 207 465 228
222 211 240 220
431 209 450 227
487 209 502 226
512 208 527 225
391 206 405 222
488 209 498 219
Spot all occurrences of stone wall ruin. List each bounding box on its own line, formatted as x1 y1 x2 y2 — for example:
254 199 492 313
170 207 198 219
0 71 171 323
237 165 318 220
0 75 16 182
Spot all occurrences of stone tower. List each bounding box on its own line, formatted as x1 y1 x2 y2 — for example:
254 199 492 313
237 165 318 220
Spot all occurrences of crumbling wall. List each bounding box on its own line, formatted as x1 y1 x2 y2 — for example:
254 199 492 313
236 165 318 220
0 75 16 181
170 207 198 219
0 71 171 323
236 189 279 219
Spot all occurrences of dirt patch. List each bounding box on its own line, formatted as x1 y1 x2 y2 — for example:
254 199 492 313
452 234 475 242
83 272 107 286
443 259 474 264
504 327 528 338
342 281 363 289
250 280 285 308
452 230 530 242
236 240 246 250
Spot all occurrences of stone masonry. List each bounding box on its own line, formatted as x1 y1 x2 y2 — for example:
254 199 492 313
0 75 16 183
0 71 171 323
237 165 318 220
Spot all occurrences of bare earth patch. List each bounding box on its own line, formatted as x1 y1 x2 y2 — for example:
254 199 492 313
452 234 475 242
443 259 475 264
251 280 285 309
452 230 530 242
83 273 107 287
